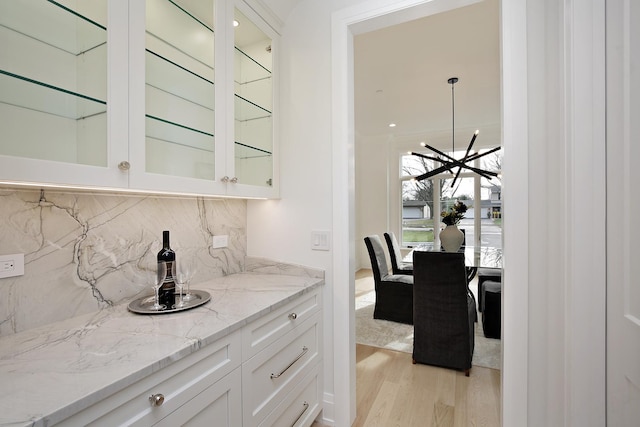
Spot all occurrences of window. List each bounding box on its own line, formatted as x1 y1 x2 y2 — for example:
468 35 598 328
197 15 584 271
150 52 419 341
400 149 502 249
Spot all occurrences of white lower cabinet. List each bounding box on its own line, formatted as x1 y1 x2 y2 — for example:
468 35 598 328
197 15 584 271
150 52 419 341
59 329 242 426
58 288 322 426
258 364 322 427
241 288 323 427
242 312 322 427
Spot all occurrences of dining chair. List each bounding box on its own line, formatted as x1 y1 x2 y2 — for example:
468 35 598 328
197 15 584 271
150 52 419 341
383 232 413 275
412 251 475 375
364 235 414 324
476 267 502 312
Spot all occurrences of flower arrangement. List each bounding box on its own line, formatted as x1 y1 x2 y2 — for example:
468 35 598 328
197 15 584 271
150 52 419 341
441 200 468 226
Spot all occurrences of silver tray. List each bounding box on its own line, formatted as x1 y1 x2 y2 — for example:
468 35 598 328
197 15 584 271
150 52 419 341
128 290 211 315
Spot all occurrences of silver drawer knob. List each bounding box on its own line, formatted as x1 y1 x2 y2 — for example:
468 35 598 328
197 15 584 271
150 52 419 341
288 312 297 320
230 177 238 183
118 161 130 171
149 393 165 406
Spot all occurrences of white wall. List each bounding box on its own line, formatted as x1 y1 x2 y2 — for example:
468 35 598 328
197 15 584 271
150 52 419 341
355 133 391 270
246 0 344 423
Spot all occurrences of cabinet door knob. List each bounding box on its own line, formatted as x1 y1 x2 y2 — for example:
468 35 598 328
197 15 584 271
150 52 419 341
118 161 130 171
288 312 297 320
221 176 229 183
149 393 165 406
230 177 238 183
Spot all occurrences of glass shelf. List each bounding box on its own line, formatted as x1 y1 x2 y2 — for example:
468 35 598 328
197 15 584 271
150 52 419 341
0 0 107 118
0 70 106 120
146 0 216 181
0 0 107 56
233 46 272 120
234 94 271 122
234 141 272 159
146 115 215 180
146 115 214 153
146 0 214 69
235 47 271 81
233 7 273 189
146 49 215 111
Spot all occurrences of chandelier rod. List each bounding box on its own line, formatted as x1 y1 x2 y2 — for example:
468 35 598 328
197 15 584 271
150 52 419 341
410 76 501 185
448 77 458 154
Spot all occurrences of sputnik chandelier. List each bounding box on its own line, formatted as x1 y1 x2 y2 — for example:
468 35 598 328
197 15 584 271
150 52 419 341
409 77 500 186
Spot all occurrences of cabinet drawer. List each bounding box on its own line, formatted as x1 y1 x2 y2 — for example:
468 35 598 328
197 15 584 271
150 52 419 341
259 364 322 427
243 288 321 360
59 329 241 426
243 313 321 427
155 367 242 427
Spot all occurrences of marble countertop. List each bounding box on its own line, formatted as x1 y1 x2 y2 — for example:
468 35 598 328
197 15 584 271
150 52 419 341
0 272 324 426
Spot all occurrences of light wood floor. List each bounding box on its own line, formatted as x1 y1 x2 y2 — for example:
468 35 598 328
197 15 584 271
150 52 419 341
313 344 501 427
312 268 501 426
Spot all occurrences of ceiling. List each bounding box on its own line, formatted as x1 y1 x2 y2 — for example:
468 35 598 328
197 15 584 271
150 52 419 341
259 0 501 152
354 0 501 152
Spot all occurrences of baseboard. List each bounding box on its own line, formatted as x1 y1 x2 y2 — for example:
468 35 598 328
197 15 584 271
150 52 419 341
317 392 335 426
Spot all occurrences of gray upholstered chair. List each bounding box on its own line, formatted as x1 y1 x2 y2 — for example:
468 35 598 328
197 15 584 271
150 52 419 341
482 280 502 338
364 235 414 324
384 232 413 275
477 267 502 312
412 251 475 375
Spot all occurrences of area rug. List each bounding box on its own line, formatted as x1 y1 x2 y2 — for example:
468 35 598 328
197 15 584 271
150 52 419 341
355 273 501 370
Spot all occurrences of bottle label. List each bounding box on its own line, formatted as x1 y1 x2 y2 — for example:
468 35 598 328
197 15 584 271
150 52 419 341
164 260 174 283
159 261 175 308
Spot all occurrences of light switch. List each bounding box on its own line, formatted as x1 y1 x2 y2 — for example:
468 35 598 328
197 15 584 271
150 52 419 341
311 230 330 251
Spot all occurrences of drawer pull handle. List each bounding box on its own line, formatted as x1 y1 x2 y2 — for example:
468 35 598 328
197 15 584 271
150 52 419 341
270 346 308 379
288 312 298 320
149 393 165 406
291 401 310 426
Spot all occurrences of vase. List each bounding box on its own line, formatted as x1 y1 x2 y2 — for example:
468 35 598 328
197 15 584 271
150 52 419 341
440 224 464 252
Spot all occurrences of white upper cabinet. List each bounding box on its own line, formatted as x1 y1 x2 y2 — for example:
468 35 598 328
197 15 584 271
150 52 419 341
0 0 278 198
0 0 128 188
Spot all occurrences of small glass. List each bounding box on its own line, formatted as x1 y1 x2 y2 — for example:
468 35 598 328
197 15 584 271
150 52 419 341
178 259 196 302
151 261 168 310
172 261 188 308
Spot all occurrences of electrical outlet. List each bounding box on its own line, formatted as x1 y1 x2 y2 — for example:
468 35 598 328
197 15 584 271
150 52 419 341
212 235 228 249
0 253 25 279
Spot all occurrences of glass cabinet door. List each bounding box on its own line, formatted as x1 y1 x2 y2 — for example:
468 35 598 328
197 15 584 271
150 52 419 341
145 0 216 181
233 7 273 188
0 0 108 167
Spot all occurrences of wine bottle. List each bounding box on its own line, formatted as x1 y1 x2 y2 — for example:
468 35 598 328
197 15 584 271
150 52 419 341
157 230 176 308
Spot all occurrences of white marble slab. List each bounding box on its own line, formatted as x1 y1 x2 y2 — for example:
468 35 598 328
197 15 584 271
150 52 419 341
0 188 247 336
0 272 324 427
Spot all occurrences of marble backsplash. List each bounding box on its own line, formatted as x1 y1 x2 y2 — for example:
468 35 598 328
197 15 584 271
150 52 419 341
0 187 247 336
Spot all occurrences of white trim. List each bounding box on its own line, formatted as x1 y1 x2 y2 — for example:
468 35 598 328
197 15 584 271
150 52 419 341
501 0 529 424
331 8 356 426
564 0 606 424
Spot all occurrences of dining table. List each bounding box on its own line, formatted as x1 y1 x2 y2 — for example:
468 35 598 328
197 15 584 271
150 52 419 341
404 243 503 281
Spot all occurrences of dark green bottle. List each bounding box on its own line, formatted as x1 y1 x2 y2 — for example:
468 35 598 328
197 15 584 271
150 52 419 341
157 230 175 308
